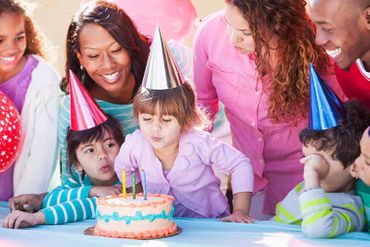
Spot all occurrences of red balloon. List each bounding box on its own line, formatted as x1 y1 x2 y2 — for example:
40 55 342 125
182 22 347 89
0 91 22 173
114 0 198 41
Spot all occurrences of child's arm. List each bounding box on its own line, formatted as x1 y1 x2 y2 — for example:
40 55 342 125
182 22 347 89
198 133 254 192
274 183 304 224
43 183 121 208
220 192 253 223
197 132 254 221
42 179 92 208
299 154 365 238
3 197 97 228
41 197 97 225
299 188 364 238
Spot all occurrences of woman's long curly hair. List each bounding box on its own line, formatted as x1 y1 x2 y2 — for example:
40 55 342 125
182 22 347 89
0 0 44 57
228 0 332 123
62 0 150 95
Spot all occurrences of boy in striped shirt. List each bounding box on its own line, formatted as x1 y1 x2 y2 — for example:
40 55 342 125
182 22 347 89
274 101 370 238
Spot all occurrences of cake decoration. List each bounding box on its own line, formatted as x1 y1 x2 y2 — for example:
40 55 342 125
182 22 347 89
90 193 179 239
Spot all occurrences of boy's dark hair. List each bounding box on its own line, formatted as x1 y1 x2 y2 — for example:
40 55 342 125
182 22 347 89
66 115 124 175
300 100 370 168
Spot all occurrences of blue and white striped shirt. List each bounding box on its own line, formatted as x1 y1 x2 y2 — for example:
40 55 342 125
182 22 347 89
41 174 95 224
41 174 121 224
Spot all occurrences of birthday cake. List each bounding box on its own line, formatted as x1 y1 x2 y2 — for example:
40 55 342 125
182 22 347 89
94 193 177 239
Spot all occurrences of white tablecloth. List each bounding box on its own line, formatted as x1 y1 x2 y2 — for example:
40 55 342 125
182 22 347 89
0 201 369 247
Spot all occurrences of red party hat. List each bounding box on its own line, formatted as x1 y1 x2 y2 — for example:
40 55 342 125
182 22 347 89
69 70 107 131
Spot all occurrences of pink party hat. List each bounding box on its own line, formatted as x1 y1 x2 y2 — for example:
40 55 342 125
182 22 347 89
69 70 107 131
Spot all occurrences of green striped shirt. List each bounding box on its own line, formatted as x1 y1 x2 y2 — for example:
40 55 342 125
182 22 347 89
275 182 365 238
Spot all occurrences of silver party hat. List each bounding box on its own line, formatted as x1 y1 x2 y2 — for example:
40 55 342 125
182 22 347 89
142 25 185 91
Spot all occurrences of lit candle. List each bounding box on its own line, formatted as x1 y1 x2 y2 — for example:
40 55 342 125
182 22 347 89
141 168 147 200
132 169 136 199
122 170 126 198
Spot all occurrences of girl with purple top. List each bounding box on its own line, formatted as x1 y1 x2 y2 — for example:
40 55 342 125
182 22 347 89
114 27 254 223
0 0 61 201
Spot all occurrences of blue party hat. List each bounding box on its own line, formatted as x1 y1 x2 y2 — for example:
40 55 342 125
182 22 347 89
309 64 345 130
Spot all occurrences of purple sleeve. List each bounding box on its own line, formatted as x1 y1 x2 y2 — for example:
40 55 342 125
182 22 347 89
114 132 141 187
197 132 254 193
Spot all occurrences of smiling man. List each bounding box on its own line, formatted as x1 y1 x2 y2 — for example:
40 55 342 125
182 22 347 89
309 0 370 108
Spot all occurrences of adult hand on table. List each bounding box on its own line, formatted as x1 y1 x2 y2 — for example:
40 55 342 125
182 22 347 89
8 193 47 213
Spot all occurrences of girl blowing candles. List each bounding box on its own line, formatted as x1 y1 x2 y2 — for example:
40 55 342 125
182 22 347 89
114 27 254 223
2 71 124 228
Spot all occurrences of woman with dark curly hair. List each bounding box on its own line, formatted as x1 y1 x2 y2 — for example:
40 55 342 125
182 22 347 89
194 0 346 219
0 0 61 200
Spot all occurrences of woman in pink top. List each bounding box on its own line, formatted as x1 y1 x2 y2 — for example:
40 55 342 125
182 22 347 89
193 0 345 219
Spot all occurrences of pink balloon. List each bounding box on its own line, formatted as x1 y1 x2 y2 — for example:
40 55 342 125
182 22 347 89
0 91 22 173
114 0 198 41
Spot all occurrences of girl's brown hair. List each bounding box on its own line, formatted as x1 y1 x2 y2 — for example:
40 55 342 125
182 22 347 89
0 0 44 57
133 82 209 131
227 0 332 123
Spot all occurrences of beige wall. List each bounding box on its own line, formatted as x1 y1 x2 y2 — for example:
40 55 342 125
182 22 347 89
29 0 224 73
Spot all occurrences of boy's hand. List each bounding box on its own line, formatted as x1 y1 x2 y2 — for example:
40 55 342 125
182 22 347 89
220 209 254 223
2 210 45 229
8 193 46 213
89 184 122 197
300 154 329 189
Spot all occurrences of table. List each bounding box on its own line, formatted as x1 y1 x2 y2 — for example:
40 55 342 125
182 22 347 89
0 202 369 247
